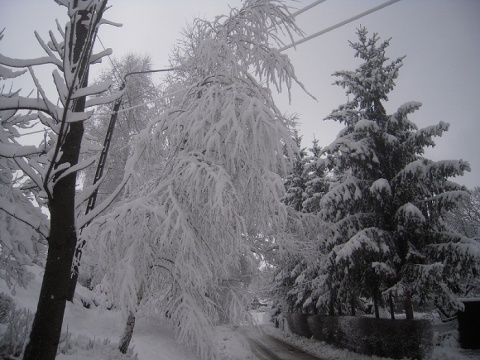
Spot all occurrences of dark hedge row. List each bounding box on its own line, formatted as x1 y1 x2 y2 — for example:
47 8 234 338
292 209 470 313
283 313 433 359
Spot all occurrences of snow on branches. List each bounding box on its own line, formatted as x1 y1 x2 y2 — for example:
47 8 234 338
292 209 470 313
0 0 121 202
286 27 477 319
81 1 306 358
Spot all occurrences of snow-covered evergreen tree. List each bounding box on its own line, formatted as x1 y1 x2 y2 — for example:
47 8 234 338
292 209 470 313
316 27 477 319
282 128 308 212
274 135 329 314
83 1 307 357
302 138 328 214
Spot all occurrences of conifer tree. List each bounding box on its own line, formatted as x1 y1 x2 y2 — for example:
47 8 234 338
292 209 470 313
302 138 328 214
282 129 308 212
317 27 476 319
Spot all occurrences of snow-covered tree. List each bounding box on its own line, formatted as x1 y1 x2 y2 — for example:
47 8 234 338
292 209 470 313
274 135 329 314
316 27 477 319
83 53 160 205
0 1 121 358
74 54 162 294
0 33 49 291
444 186 480 239
282 128 308 212
83 1 306 358
302 138 328 214
442 186 480 299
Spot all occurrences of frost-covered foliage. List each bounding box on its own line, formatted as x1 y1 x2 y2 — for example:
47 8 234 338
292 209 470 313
0 31 48 292
82 53 161 207
302 138 329 214
0 293 33 359
83 1 306 359
273 134 330 314
292 28 476 319
57 334 137 359
282 129 308 212
444 186 480 239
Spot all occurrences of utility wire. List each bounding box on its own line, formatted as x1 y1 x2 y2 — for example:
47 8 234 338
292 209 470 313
96 85 187 116
291 0 327 18
280 0 402 52
97 35 123 82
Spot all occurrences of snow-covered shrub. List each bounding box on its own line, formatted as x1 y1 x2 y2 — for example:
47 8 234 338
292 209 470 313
285 314 433 360
0 292 13 323
0 303 33 359
283 313 313 338
57 334 138 359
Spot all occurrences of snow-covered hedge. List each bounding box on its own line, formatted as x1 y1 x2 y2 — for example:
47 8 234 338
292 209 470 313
284 313 433 359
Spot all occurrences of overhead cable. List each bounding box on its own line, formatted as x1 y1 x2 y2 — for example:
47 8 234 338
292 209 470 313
291 0 327 18
280 0 402 52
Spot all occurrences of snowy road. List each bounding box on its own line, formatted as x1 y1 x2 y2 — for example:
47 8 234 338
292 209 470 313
239 326 325 360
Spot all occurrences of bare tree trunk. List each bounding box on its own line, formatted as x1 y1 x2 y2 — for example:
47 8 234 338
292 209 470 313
119 282 144 354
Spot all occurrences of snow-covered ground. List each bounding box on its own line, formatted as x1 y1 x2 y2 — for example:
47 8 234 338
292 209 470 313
1 265 479 359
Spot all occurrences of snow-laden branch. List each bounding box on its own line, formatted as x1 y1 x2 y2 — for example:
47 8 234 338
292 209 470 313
52 156 96 185
84 89 123 108
72 78 113 99
13 157 44 191
34 30 62 70
0 96 54 117
77 171 132 229
0 64 27 79
0 53 62 69
0 143 44 158
0 197 49 239
89 48 112 64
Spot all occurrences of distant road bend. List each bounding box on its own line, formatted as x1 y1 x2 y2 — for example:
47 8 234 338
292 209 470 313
239 326 325 360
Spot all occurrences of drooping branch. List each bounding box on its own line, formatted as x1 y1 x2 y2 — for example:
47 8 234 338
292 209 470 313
0 198 49 240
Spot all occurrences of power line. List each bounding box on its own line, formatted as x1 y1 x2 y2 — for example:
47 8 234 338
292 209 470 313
96 85 187 116
280 0 402 52
291 0 327 18
96 35 123 82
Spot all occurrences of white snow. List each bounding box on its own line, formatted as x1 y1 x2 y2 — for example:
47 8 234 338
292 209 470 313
1 266 479 359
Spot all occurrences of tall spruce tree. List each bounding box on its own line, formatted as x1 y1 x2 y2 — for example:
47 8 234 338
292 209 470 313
302 138 328 214
318 27 477 319
282 128 308 212
274 136 329 314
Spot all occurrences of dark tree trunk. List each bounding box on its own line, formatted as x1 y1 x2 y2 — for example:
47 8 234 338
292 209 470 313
328 290 335 316
119 312 136 354
119 282 144 354
373 290 380 319
389 292 395 320
22 2 107 358
404 293 414 320
350 295 356 316
23 120 85 360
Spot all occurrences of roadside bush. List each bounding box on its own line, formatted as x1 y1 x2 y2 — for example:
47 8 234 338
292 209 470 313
283 313 312 338
0 292 13 323
0 295 34 359
285 314 433 359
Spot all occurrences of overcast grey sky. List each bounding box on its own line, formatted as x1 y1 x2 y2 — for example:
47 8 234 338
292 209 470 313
1 0 479 188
